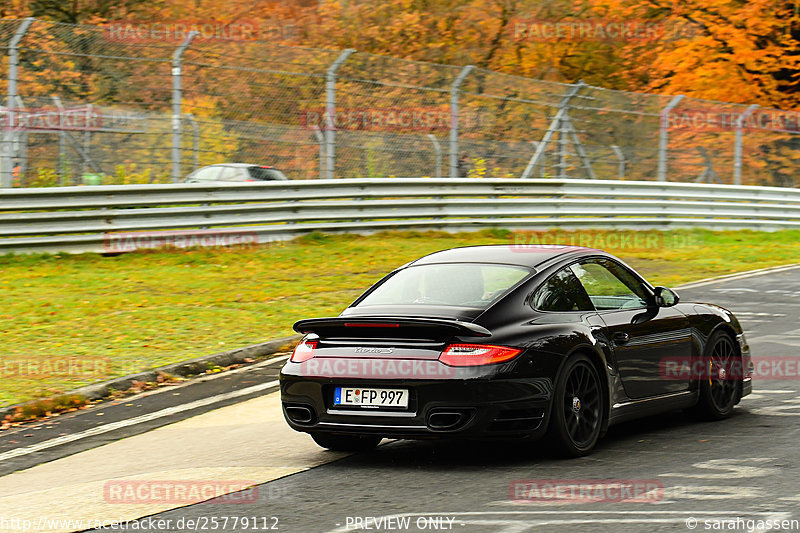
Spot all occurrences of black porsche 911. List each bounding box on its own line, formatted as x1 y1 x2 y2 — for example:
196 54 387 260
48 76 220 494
280 245 752 456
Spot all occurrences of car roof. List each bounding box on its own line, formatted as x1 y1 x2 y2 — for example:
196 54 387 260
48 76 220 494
409 244 602 269
209 163 269 168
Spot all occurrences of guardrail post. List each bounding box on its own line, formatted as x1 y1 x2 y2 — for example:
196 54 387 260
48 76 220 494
657 94 685 182
1 17 34 188
171 31 198 182
734 104 759 186
324 49 355 180
449 65 474 178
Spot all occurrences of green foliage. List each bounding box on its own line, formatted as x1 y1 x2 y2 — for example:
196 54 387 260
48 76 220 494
298 231 332 244
467 157 487 178
105 164 167 185
485 227 512 239
26 167 61 187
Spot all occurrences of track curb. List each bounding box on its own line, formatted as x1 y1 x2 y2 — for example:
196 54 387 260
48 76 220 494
0 334 302 421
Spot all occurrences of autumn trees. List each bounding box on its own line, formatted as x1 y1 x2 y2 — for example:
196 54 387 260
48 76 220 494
3 0 800 185
5 0 800 109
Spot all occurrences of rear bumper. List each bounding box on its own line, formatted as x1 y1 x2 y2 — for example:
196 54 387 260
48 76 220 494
741 377 752 398
280 374 554 439
737 333 753 401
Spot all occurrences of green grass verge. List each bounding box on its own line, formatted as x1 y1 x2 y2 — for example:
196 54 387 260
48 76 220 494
2 228 799 407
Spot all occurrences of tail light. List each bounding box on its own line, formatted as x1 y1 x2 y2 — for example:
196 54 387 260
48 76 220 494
439 344 522 367
290 339 318 363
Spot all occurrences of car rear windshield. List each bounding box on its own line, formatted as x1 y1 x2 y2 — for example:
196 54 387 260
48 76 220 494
247 167 287 181
356 263 531 309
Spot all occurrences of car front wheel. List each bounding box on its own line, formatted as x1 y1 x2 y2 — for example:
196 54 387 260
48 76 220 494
691 331 739 420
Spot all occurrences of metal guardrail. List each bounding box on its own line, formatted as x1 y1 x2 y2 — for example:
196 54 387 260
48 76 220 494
2 178 800 254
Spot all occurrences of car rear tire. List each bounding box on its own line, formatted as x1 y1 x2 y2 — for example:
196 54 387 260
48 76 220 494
690 331 739 420
545 353 604 457
310 433 382 452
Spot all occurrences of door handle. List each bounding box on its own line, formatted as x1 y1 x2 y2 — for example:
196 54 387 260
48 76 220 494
613 332 630 345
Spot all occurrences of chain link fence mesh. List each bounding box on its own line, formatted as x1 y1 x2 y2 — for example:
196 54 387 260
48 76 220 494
1 18 798 187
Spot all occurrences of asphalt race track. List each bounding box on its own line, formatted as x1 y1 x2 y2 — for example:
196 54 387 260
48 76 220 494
2 266 800 533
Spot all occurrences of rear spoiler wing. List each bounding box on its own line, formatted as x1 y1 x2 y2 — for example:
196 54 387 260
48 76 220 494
293 317 491 338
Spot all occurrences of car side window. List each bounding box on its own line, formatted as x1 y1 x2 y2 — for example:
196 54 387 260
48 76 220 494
531 267 594 312
570 260 649 311
218 166 242 181
248 167 288 181
187 166 220 182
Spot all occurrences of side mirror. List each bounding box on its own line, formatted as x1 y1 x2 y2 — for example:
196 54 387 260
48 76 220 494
653 286 680 307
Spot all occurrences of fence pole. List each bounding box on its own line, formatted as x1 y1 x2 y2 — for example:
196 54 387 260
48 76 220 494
184 113 199 172
1 17 34 188
51 96 67 184
611 145 626 179
530 141 542 176
310 125 325 179
449 65 475 178
171 31 198 182
324 49 355 180
558 112 569 179
521 81 584 179
734 104 759 186
83 104 92 176
427 134 442 178
657 94 685 182
564 118 596 179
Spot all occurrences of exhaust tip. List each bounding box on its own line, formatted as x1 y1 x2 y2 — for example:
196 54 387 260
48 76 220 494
284 404 315 424
427 410 471 431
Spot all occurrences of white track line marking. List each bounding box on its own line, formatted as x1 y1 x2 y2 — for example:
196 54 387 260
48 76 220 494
263 354 290 366
0 380 279 463
676 263 800 289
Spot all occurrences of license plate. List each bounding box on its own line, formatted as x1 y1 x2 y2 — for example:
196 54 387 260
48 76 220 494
334 387 408 408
